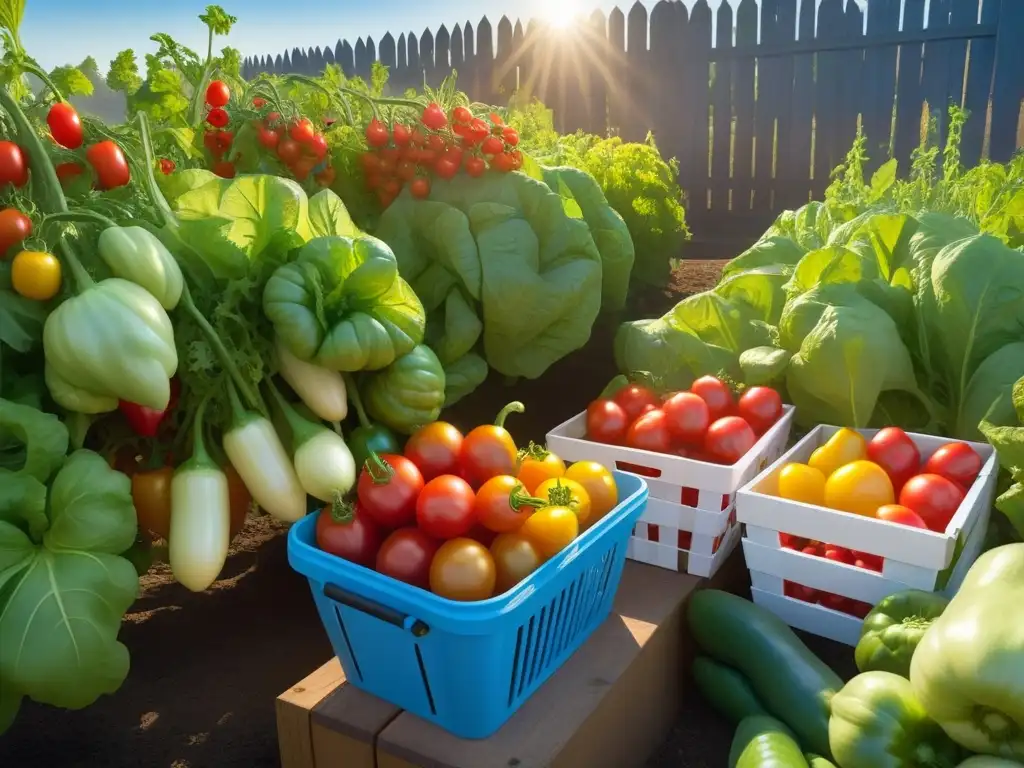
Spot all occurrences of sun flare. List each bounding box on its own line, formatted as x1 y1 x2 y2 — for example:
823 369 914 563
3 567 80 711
544 3 578 30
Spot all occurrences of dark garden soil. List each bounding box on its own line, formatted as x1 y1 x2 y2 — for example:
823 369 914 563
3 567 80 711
0 258 854 768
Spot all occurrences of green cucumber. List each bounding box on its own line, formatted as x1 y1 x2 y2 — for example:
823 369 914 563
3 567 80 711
688 590 842 760
693 656 769 723
728 715 809 768
806 756 838 768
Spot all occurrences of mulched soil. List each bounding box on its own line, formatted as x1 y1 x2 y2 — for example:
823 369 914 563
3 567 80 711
0 258 854 768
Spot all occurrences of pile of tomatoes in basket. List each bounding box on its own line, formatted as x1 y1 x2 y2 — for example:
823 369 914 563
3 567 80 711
361 103 522 207
315 406 619 602
585 376 784 465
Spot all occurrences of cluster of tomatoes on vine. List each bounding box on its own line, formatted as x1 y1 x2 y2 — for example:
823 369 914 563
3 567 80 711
362 103 522 207
196 80 335 186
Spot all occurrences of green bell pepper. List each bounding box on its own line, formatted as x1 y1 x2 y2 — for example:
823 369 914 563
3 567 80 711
44 278 178 413
362 345 446 436
854 590 950 678
97 225 183 310
910 543 1024 760
344 374 401 471
829 671 963 768
263 235 425 372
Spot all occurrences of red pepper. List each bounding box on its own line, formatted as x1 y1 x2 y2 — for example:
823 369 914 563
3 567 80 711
120 377 181 437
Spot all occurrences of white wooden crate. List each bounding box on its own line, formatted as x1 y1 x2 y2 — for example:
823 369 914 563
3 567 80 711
546 406 794 577
736 424 998 644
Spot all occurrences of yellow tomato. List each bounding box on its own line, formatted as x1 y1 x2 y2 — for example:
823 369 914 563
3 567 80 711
490 533 544 594
516 443 566 494
11 250 61 301
520 506 579 559
824 460 895 516
808 427 867 477
776 463 827 506
564 461 618 529
535 477 591 525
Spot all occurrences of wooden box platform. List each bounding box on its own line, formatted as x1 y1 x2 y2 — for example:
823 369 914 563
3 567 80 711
277 554 744 768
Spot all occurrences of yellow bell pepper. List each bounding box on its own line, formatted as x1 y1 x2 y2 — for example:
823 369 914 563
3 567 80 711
809 428 867 477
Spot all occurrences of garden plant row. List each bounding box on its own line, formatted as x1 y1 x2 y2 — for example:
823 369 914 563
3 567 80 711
1 2 1022 766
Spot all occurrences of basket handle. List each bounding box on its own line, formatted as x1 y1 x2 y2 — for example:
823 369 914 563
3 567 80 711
323 583 430 637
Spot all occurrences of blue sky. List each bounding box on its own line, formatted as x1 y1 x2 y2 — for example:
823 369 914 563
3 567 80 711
25 0 899 75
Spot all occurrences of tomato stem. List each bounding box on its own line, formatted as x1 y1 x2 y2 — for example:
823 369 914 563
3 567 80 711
0 85 69 215
543 478 575 509
508 484 548 512
364 450 395 486
43 210 119 230
343 373 372 429
135 113 179 230
21 60 65 102
330 492 354 523
493 401 525 429
58 238 95 293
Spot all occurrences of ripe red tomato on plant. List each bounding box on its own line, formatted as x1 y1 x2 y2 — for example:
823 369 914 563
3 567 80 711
205 79 231 107
490 152 516 172
421 102 448 130
376 527 439 589
464 155 486 177
292 158 316 181
469 118 489 143
204 129 224 156
416 475 477 539
86 141 130 189
451 105 472 124
867 427 921 492
475 475 544 533
737 387 782 435
626 409 673 453
410 177 431 199
308 133 328 159
159 158 175 175
0 208 32 257
502 126 520 146
405 422 464 481
875 504 929 529
316 504 383 567
277 137 303 165
922 442 982 489
898 474 964 532
46 102 83 149
358 453 425 529
430 538 496 601
54 161 83 187
215 131 234 153
586 398 629 444
212 160 236 179
396 160 417 182
690 376 735 421
614 384 660 422
206 107 230 128
315 166 336 187
361 152 381 174
0 141 28 187
704 416 756 464
662 392 710 444
392 123 412 146
290 118 315 144
434 158 459 180
365 118 389 148
252 96 267 108
481 136 504 156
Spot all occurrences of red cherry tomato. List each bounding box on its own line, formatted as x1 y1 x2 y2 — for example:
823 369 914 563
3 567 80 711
434 158 459 180
662 392 710 445
867 427 922 493
898 474 965 532
481 136 504 155
410 177 431 199
206 107 230 128
690 376 735 421
159 158 175 175
823 545 855 565
205 79 231 107
289 118 315 144
459 402 522 488
502 127 520 146
737 387 783 435
357 453 425 529
277 137 303 165
818 592 850 613
852 550 884 571
626 409 672 453
309 133 328 159
586 398 629 444
404 422 464 481
54 161 84 187
376 527 439 589
490 151 516 172
922 442 983 489
784 580 819 603
429 538 496 601
704 416 756 464
392 123 412 146
613 384 661 422
422 102 448 131
46 102 83 149
258 124 280 149
474 475 545 533
0 141 27 187
365 118 389 148
315 504 383 567
0 208 33 257
876 504 929 529
452 106 473 124
252 97 267 108
464 155 486 177
212 160 235 179
416 475 477 539
779 532 808 550
85 141 130 189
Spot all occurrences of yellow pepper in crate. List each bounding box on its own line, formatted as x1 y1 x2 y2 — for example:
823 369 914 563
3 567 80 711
777 463 827 506
808 428 867 477
824 460 895 516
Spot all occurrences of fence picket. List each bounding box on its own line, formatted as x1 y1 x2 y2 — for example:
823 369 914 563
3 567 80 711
753 0 779 212
893 0 926 167
861 0 899 171
961 0 999 166
733 0 758 213
587 11 609 136
688 1 712 212
511 20 525 96
607 7 627 135
787 0 815 205
495 17 515 99
837 1 865 172
407 32 421 91
772 0 797 209
476 17 495 105
435 26 451 90
921 0 951 160
813 0 843 198
710 0 732 213
990 0 1023 162
650 1 678 170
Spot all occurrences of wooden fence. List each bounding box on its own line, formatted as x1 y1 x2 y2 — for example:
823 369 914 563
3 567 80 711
242 0 1024 245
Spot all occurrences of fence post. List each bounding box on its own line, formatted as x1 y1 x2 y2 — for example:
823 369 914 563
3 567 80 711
989 0 1023 162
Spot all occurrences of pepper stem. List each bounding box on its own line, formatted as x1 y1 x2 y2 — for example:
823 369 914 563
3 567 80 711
493 401 525 429
508 484 548 512
265 376 324 451
364 450 395 485
344 373 372 429
188 394 215 468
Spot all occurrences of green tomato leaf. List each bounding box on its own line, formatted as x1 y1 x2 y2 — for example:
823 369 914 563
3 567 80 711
45 451 137 555
0 263 47 354
47 65 93 97
0 399 69 481
867 158 898 203
199 5 237 36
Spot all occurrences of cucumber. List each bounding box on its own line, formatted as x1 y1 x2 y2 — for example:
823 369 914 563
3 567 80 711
693 656 769 723
688 590 843 760
806 756 838 768
728 715 809 768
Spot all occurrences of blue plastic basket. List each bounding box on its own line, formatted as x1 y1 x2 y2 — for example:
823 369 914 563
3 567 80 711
288 470 648 739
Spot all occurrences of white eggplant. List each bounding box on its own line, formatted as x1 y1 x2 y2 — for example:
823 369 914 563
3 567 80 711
276 338 348 422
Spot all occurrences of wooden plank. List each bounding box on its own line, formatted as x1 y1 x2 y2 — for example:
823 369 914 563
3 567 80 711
374 560 718 768
461 21 476 100
649 1 682 173
339 41 354 78
587 10 610 136
942 0 976 143
733 0 758 213
275 658 346 768
787 0 815 207
623 1 649 143
709 0 732 213
366 38 377 78
772 0 797 209
893 0 926 169
395 34 409 94
606 7 628 135
450 24 464 79
435 25 451 89
419 29 435 89
495 16 514 100
407 32 421 92
752 0 779 213
667 2 693 191
379 33 397 79
989 0 1024 162
688 2 713 217
310 680 403 768
961 0 999 166
476 17 495 105
812 0 844 198
921 0 951 160
835 0 865 172
861 0 900 172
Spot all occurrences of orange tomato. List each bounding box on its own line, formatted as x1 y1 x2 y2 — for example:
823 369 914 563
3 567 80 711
563 461 617 528
132 467 173 540
474 475 545 533
490 533 543 594
429 538 497 602
534 477 591 526
516 443 566 494
520 506 579 559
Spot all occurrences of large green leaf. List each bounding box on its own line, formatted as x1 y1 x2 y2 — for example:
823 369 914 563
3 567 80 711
0 263 47 354
0 398 69 481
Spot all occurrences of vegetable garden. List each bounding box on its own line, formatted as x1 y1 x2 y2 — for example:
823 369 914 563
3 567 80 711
1 1 1023 766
